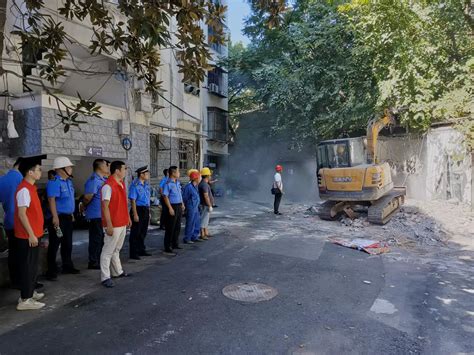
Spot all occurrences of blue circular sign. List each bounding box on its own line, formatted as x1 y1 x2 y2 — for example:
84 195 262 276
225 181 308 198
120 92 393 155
121 137 132 151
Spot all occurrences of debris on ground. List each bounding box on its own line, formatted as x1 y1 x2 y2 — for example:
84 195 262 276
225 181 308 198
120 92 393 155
363 281 372 285
329 237 390 255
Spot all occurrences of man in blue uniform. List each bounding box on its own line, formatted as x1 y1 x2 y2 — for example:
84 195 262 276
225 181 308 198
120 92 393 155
158 169 168 230
46 156 79 280
0 157 23 288
182 170 201 244
162 166 185 256
129 165 151 260
83 159 109 269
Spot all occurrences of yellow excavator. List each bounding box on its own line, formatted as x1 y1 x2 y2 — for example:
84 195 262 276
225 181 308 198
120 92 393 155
317 109 406 224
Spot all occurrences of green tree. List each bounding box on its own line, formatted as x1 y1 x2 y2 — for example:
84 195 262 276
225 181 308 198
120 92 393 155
232 0 473 147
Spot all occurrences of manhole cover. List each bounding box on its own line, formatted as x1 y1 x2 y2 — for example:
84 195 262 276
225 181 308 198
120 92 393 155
222 283 278 303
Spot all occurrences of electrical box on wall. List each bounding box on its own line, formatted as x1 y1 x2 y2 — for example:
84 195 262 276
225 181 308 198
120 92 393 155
118 119 131 135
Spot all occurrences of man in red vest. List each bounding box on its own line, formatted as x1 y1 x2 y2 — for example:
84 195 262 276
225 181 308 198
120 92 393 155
13 154 47 310
100 161 132 288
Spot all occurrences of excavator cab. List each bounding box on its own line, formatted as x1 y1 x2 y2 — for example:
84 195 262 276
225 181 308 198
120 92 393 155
317 138 365 170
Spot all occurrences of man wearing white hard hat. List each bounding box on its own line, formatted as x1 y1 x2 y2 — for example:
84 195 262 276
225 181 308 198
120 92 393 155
45 156 79 280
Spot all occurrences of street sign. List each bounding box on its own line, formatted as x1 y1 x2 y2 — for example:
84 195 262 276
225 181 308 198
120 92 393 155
86 146 103 157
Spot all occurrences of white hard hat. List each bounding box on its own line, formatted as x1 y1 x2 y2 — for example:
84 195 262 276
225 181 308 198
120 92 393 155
53 156 74 170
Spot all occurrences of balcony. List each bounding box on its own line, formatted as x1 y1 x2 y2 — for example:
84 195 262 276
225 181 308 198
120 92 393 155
207 67 228 98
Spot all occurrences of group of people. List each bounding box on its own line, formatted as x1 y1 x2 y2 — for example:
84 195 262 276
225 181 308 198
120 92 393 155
0 154 216 311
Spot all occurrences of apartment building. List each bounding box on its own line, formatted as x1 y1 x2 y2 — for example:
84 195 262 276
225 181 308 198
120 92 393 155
0 1 229 193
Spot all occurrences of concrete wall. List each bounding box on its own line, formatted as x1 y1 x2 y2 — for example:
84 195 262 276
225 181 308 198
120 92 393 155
378 126 472 205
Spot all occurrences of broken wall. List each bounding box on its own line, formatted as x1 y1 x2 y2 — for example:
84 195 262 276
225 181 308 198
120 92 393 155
378 126 472 206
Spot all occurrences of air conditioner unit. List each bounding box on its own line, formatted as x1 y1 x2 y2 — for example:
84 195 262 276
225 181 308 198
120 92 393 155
191 86 200 96
209 83 219 93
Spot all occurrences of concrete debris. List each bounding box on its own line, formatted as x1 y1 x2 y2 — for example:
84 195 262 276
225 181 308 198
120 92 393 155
305 205 320 215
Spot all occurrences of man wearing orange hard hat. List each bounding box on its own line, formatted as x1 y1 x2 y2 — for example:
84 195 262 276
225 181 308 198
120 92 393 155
182 169 201 244
272 165 283 215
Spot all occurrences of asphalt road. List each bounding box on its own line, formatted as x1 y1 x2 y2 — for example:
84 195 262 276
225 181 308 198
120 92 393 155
0 198 472 354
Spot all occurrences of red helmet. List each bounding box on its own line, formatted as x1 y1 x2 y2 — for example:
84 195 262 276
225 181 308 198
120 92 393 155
275 165 283 172
190 171 201 180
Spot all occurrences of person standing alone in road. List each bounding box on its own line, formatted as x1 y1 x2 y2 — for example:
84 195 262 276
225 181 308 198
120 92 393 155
273 165 283 215
128 166 151 260
83 159 109 270
100 161 131 288
46 157 79 280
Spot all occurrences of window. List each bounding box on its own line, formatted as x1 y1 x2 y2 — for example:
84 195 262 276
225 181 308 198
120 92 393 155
207 67 227 98
178 139 196 174
208 26 224 54
150 134 159 178
207 107 228 142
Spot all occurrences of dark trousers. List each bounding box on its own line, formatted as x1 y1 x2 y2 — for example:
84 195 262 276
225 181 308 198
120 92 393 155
159 197 167 228
47 214 74 275
274 192 282 213
6 229 20 288
88 218 104 265
129 206 150 257
163 204 182 252
13 238 39 299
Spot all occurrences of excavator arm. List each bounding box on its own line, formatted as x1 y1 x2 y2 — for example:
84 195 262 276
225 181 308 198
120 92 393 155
366 109 396 164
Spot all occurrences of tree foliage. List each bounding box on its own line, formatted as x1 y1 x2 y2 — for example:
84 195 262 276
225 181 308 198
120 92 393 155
0 0 284 128
230 0 474 148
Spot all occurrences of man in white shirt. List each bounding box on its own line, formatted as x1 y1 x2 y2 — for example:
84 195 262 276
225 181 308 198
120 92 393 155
273 165 283 215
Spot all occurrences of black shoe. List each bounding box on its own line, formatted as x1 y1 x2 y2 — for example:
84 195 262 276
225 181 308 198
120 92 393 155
139 252 152 256
274 212 282 215
163 250 177 256
174 246 183 250
102 279 114 288
113 272 132 278
213 205 218 208
88 263 100 270
130 255 141 260
35 282 44 290
62 267 80 275
45 273 58 281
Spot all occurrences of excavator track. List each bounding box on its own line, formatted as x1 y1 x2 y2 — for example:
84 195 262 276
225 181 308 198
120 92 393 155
319 201 339 220
368 188 406 225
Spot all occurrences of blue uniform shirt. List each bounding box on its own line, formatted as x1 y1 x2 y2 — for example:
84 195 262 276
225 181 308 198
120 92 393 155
182 182 200 210
47 176 75 215
159 177 168 191
84 173 107 219
129 179 151 207
162 179 183 204
0 170 23 230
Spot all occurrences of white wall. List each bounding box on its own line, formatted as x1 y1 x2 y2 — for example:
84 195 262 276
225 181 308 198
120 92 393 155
378 126 472 205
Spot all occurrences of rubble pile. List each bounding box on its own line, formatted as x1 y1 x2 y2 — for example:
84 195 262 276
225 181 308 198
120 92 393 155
334 204 450 248
387 206 449 246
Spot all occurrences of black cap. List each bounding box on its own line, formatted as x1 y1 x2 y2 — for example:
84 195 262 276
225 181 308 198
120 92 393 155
13 157 23 167
18 154 47 177
135 165 149 174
